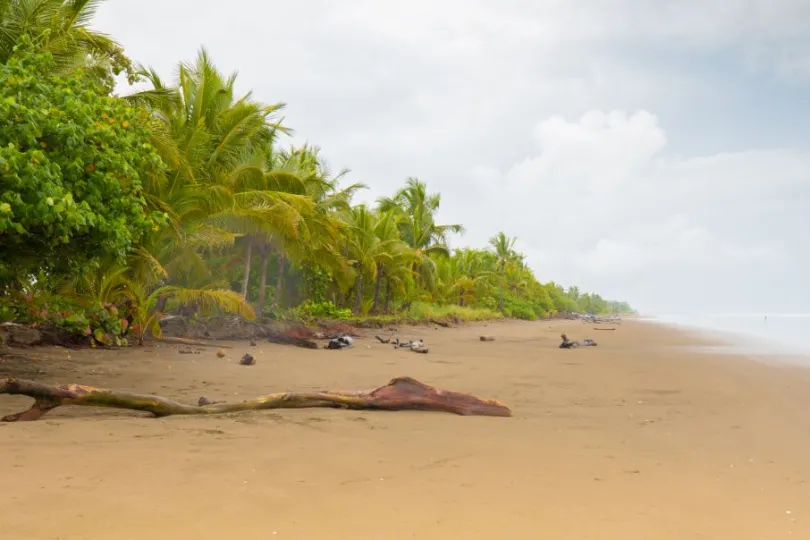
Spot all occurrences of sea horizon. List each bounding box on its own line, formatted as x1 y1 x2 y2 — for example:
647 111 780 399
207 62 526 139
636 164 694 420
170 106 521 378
638 312 810 363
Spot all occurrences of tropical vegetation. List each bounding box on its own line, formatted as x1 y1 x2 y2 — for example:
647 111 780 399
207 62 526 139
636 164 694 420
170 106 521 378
0 1 633 345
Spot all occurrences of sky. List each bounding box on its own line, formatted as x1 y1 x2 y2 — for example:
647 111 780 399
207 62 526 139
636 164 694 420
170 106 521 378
93 0 810 315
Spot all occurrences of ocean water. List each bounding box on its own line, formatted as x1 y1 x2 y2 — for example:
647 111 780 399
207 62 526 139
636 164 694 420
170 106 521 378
643 313 810 362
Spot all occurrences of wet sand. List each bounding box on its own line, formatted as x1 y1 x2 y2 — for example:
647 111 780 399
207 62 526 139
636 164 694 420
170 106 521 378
2 319 810 539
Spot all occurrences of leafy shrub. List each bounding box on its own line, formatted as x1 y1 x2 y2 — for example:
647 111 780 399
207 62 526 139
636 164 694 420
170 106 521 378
503 298 537 320
0 292 130 346
476 296 498 311
0 38 166 283
407 301 502 322
291 300 352 321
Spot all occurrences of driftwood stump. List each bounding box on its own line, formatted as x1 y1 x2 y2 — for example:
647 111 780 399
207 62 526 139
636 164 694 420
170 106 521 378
0 377 511 422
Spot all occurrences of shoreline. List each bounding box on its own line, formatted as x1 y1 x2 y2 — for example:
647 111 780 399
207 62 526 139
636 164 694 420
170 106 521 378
3 319 810 539
637 315 810 367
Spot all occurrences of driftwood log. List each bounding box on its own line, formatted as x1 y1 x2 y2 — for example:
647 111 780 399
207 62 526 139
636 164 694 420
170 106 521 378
0 376 511 422
266 333 318 349
480 336 496 342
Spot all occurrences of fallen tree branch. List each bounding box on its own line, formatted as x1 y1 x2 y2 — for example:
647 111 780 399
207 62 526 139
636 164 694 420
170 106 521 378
0 377 511 422
430 319 451 328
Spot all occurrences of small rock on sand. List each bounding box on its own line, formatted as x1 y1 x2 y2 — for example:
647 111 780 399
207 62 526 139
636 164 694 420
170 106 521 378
240 353 255 366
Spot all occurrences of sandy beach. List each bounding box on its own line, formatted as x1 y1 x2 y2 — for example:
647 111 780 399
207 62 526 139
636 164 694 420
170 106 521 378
2 319 810 539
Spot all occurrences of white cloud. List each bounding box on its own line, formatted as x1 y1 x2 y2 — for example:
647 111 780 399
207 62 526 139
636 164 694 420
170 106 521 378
91 0 810 312
453 110 809 312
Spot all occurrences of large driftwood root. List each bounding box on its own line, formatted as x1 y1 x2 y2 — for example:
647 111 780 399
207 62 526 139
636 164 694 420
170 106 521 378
0 377 511 422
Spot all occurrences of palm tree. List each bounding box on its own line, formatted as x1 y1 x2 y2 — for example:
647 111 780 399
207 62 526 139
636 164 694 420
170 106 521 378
489 232 518 311
54 263 255 345
269 145 363 309
451 249 495 306
131 50 312 316
0 0 131 77
370 210 417 313
343 205 389 313
377 178 463 295
121 281 255 345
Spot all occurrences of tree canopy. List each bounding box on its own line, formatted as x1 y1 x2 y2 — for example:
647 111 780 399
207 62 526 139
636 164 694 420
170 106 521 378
0 7 634 344
0 38 164 283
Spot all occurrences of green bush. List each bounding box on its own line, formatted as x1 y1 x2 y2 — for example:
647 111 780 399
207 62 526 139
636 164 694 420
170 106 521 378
0 38 166 282
290 300 351 321
407 301 502 322
503 298 537 320
0 292 129 345
476 296 498 311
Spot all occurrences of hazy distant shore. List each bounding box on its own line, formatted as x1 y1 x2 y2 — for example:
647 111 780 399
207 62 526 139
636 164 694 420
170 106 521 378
638 313 810 363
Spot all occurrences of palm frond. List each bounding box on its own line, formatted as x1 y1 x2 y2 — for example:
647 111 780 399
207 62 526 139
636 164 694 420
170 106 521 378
152 286 255 320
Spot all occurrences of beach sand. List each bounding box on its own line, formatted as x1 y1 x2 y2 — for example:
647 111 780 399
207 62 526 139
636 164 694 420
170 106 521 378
2 320 810 539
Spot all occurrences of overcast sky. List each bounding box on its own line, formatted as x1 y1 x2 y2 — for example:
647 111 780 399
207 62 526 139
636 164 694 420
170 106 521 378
94 0 810 314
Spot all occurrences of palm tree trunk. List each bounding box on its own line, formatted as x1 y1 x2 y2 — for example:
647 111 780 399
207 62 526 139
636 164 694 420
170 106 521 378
459 286 464 306
273 251 286 309
498 263 505 311
257 245 269 319
384 278 391 313
155 294 169 314
372 264 383 313
337 244 349 308
354 272 364 314
241 239 253 299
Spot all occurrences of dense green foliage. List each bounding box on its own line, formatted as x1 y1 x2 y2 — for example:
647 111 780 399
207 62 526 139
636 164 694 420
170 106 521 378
0 39 164 282
0 3 633 344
